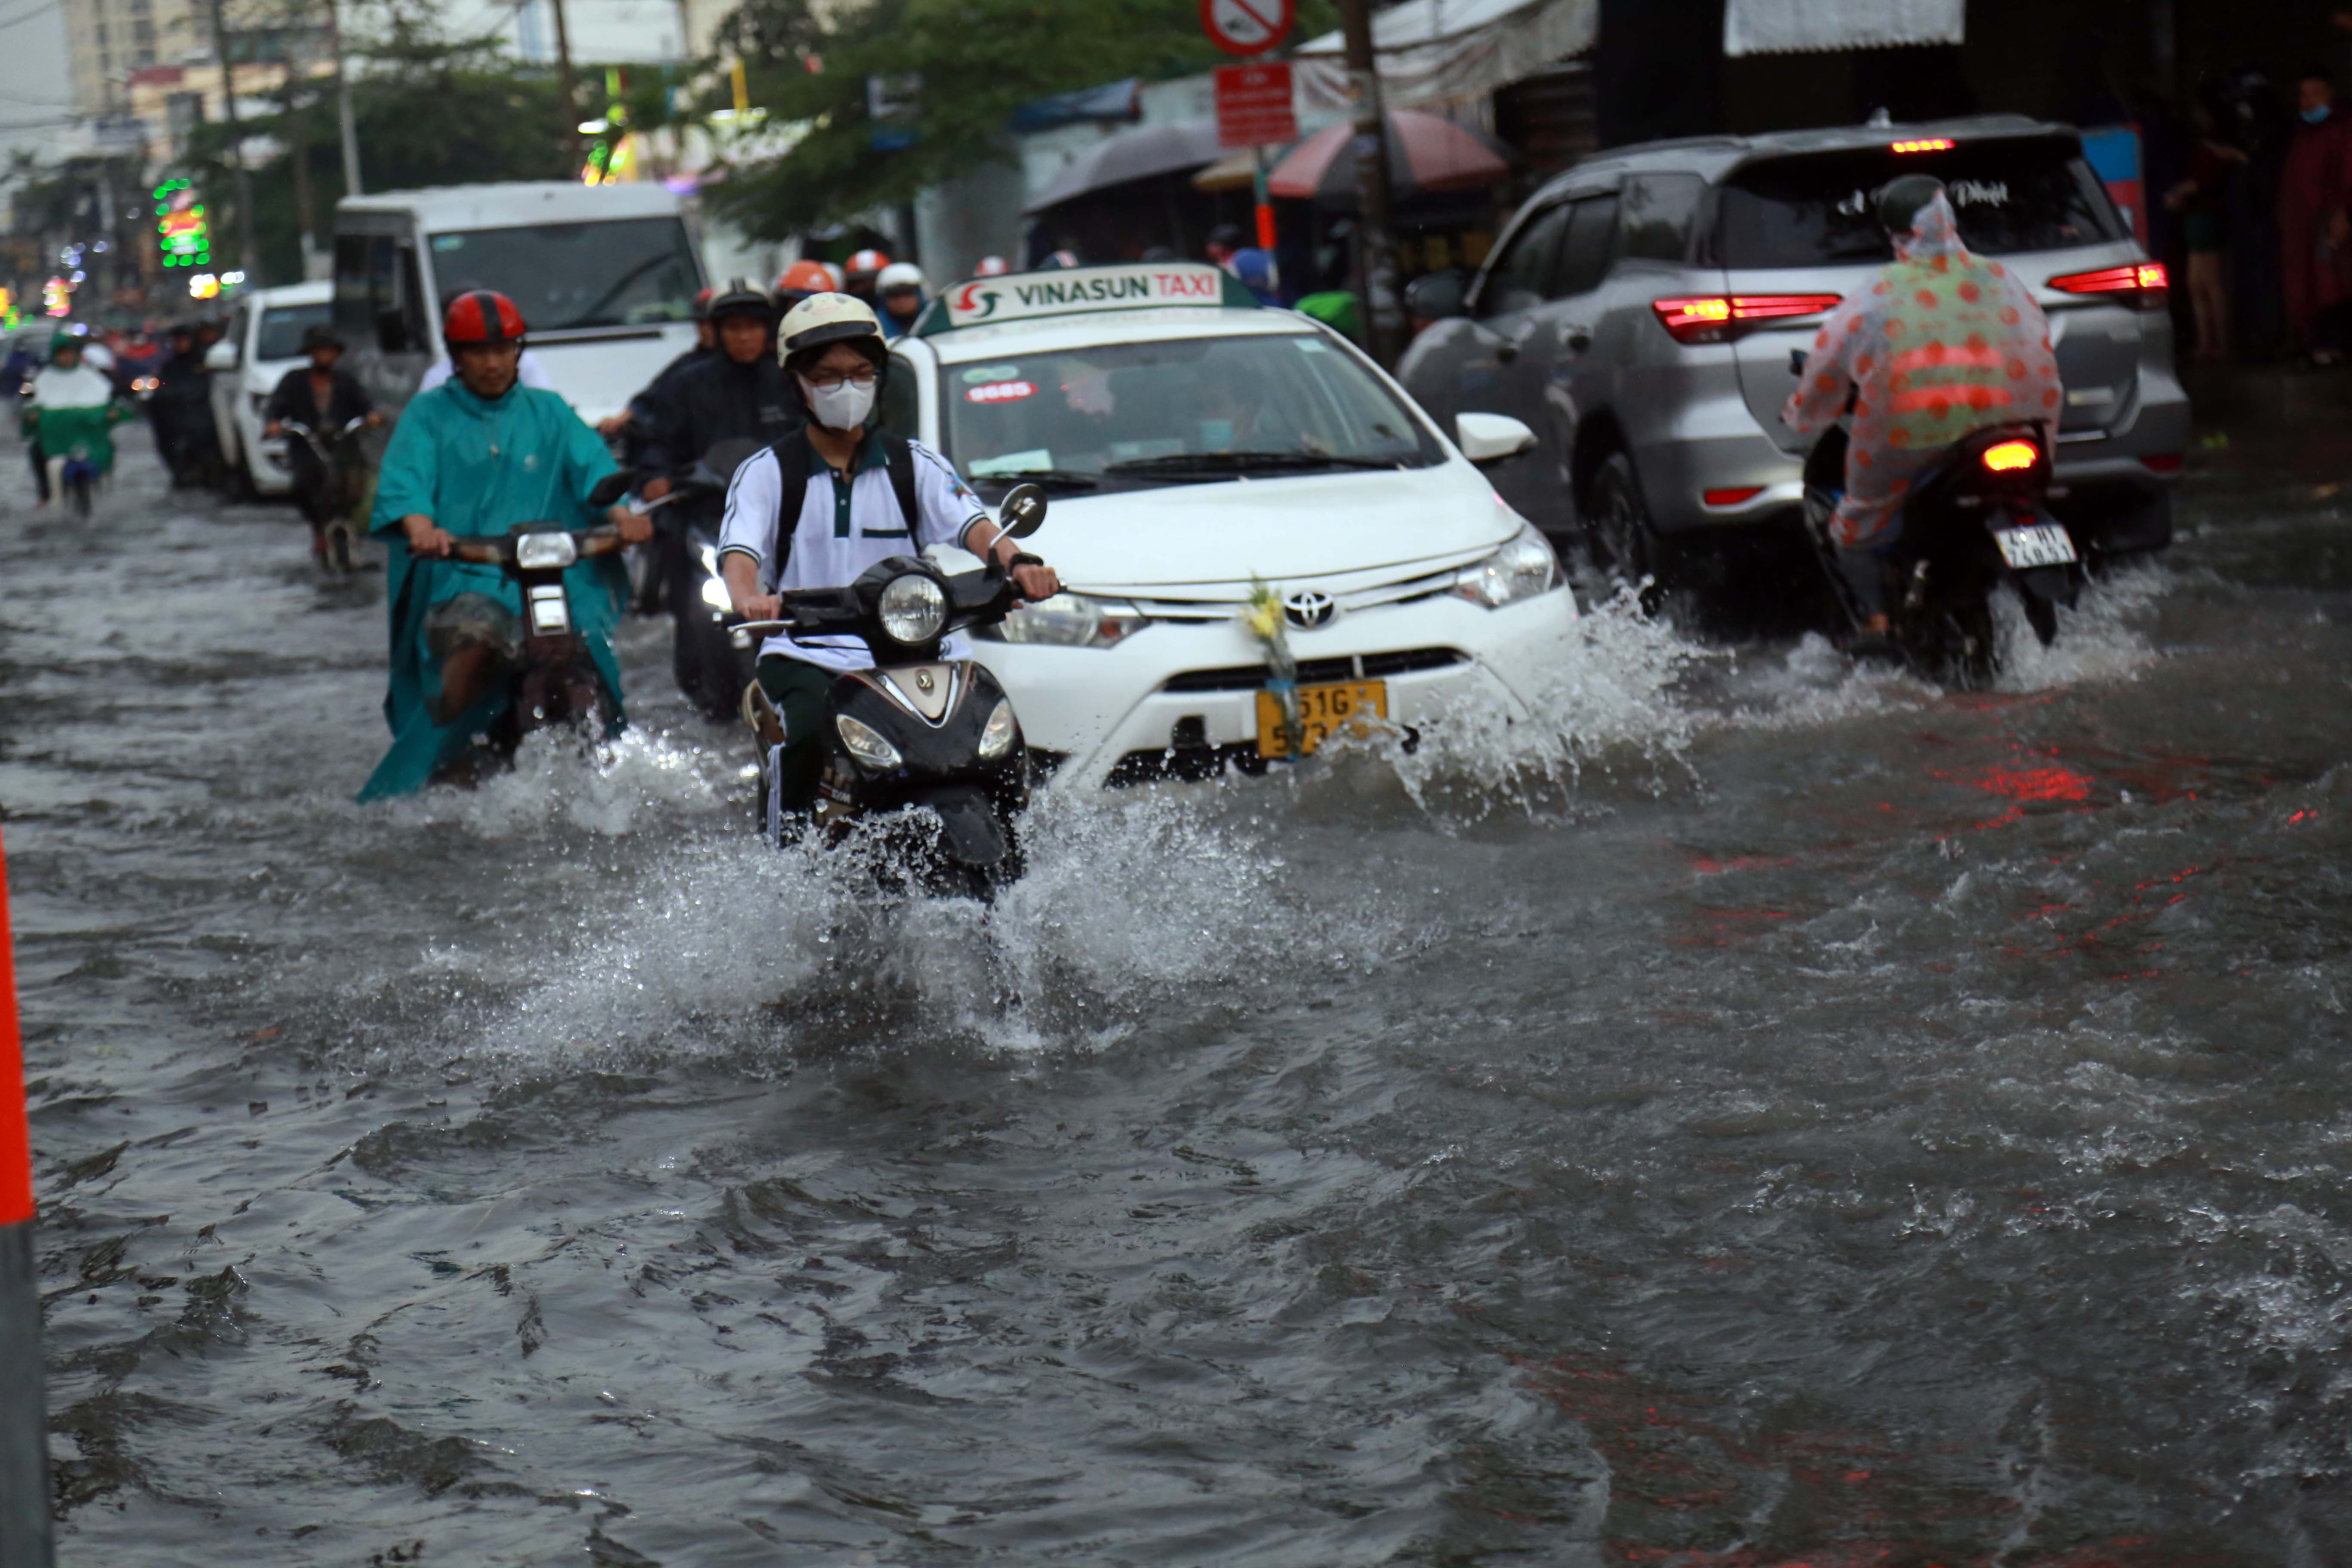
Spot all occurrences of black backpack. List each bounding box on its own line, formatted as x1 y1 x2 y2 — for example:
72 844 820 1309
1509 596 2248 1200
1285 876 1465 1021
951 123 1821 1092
766 429 922 576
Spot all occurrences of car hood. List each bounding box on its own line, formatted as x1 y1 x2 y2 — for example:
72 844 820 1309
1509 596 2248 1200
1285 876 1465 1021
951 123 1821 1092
1035 460 1521 598
524 326 701 425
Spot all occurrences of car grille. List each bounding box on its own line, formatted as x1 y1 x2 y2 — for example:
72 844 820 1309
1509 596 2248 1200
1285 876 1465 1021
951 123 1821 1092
1158 647 1467 694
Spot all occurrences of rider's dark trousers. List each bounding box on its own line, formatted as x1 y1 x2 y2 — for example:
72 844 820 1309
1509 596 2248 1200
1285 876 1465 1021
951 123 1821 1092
756 655 833 813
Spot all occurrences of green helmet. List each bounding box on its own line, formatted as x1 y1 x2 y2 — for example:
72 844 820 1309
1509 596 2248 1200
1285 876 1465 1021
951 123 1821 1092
49 330 82 359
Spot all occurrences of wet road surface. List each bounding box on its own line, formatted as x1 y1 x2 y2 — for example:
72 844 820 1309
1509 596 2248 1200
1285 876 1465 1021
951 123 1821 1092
3 422 2350 1565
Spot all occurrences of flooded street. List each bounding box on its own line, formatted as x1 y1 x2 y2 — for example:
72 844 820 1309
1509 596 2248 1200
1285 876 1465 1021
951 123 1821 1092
4 421 2350 1566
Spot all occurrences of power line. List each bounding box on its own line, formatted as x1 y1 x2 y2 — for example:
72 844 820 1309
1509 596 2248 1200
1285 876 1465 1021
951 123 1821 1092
0 0 61 38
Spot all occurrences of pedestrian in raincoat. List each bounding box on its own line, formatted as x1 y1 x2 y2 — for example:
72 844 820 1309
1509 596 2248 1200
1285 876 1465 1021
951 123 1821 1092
2277 68 2352 364
359 290 652 800
24 332 135 505
1782 176 2059 638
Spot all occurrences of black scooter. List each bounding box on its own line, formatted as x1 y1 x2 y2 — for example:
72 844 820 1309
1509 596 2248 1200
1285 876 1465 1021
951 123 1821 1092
1802 422 2079 687
278 414 370 573
727 484 1050 899
435 492 632 778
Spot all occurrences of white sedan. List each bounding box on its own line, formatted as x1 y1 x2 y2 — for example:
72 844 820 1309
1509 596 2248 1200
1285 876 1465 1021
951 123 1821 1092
884 263 1578 785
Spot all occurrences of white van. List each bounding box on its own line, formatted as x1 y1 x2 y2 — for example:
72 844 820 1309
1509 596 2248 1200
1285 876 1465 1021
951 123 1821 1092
205 280 334 497
333 181 707 427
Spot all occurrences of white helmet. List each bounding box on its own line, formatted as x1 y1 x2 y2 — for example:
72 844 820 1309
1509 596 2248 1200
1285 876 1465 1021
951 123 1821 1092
778 291 886 360
876 261 925 293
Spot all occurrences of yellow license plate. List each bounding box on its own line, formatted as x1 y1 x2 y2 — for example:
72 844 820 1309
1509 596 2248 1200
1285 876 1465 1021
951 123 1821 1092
1256 680 1389 759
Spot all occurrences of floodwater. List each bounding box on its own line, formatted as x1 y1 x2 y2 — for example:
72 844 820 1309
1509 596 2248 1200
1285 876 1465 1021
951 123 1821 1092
3 422 2349 1567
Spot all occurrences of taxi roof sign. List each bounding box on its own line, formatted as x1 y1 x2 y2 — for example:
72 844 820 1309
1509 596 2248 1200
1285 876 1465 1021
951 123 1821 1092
912 261 1259 336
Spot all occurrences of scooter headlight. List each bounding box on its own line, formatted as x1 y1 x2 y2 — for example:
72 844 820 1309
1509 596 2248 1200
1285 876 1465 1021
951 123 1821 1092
978 698 1018 760
1452 521 1560 609
514 531 578 570
877 573 948 646
835 714 903 771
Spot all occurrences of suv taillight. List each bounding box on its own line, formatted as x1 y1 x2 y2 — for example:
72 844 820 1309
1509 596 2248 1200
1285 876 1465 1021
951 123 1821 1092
1980 439 2040 473
2047 262 2168 309
1652 294 1842 345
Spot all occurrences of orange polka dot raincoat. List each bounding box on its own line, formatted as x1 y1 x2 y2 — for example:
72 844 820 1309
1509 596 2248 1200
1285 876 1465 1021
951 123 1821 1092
1781 192 2059 547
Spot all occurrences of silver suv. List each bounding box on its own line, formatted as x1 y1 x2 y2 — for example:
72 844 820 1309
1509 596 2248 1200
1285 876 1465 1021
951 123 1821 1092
1397 116 2187 583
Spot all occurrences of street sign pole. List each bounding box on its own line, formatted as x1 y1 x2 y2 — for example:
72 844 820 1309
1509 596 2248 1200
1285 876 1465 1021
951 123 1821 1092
0 824 53 1568
1337 0 1403 366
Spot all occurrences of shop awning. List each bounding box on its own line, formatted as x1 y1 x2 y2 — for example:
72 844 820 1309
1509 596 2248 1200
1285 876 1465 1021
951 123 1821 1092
1722 0 1963 57
1021 121 1227 214
1293 0 1597 114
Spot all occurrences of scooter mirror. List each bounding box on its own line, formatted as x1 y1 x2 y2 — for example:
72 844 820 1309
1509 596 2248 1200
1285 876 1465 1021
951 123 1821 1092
586 472 634 508
998 483 1048 539
701 438 763 484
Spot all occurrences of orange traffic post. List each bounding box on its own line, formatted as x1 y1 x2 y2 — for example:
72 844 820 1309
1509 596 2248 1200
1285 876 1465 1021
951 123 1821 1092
0 824 54 1566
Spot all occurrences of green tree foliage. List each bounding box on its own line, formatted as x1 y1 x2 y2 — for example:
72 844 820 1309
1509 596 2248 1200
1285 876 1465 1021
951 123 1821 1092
705 0 1334 239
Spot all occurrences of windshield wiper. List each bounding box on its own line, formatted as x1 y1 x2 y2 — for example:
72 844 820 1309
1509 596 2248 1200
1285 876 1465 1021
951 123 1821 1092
557 251 682 332
969 468 1100 491
1102 450 1403 476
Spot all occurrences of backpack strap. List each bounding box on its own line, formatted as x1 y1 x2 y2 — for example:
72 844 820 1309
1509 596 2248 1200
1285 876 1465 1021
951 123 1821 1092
766 432 811 581
880 432 920 539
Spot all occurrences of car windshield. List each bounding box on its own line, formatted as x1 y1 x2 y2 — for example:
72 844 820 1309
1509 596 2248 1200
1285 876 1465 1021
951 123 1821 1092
256 301 333 360
940 331 1443 493
1714 139 2126 267
426 217 701 330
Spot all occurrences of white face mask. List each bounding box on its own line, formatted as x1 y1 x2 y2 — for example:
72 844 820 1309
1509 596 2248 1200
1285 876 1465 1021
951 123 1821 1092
799 374 876 431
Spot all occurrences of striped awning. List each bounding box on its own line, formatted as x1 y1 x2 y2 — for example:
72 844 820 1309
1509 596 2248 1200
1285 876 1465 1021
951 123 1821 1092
1723 0 1963 57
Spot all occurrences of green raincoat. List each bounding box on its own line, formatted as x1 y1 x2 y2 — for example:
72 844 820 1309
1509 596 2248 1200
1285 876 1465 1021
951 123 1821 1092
26 356 134 473
360 379 625 800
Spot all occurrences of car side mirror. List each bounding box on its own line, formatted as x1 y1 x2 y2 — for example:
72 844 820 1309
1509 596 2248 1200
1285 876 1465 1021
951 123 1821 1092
203 341 238 372
998 483 1047 539
375 308 409 355
586 472 634 508
1405 269 1470 322
1456 411 1537 464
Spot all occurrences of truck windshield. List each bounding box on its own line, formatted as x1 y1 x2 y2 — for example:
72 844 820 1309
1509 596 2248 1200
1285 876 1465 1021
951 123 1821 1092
427 217 701 330
942 331 1443 492
256 301 333 361
1715 140 2126 267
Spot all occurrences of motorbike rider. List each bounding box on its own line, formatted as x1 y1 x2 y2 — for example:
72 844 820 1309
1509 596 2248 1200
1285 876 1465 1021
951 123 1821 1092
148 322 218 487
360 290 653 800
24 331 133 504
842 249 891 307
1782 175 2059 644
875 262 927 339
716 294 1061 816
635 279 805 702
264 325 382 559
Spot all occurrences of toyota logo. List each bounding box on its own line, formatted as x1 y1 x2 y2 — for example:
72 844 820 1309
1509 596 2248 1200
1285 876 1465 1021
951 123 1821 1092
1282 590 1338 629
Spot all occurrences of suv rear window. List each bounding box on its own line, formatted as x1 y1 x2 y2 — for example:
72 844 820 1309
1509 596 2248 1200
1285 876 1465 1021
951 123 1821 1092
1713 139 2124 267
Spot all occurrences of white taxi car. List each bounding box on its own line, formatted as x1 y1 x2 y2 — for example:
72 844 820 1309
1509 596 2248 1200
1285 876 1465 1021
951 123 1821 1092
885 263 1577 784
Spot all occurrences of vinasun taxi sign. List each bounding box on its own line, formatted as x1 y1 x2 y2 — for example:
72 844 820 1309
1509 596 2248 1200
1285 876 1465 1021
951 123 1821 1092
913 262 1260 336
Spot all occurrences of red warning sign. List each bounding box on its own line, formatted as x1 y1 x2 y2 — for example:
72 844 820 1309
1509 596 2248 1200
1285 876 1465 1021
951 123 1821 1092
1216 61 1296 150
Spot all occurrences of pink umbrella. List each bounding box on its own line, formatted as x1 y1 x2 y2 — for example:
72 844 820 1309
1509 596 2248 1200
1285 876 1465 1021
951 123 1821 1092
1267 110 1512 205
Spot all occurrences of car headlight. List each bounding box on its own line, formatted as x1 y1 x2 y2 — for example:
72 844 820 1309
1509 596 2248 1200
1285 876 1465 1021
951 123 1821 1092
982 593 1148 649
877 573 948 645
515 532 579 570
1452 522 1560 609
978 698 1018 760
835 714 903 771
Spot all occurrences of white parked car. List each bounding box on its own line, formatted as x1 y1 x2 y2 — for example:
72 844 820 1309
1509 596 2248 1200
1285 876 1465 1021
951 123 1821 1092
206 280 333 498
873 263 1577 787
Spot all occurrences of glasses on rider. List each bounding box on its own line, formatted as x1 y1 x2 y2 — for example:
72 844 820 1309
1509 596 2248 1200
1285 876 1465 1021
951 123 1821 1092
803 367 879 392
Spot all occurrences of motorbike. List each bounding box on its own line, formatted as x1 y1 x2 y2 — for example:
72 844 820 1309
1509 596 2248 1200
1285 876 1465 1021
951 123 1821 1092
1801 421 2078 687
726 483 1051 899
432 492 633 780
278 415 371 573
655 438 767 722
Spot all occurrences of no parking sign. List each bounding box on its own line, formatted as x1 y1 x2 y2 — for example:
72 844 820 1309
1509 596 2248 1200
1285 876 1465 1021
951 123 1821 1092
1200 0 1293 57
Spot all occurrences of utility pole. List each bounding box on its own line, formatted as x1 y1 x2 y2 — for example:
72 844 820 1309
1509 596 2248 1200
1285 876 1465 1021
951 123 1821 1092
325 0 362 197
1337 0 1403 366
551 0 583 174
208 0 263 282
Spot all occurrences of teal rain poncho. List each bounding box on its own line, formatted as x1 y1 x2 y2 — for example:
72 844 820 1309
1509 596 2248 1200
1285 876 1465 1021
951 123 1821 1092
361 379 625 800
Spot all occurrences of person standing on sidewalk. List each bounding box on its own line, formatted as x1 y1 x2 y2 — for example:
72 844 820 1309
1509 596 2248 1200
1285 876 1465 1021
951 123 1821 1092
2278 68 2352 365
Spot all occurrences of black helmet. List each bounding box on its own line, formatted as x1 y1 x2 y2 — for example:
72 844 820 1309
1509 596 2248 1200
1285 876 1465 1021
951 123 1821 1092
1874 174 1948 237
300 323 344 353
707 277 777 326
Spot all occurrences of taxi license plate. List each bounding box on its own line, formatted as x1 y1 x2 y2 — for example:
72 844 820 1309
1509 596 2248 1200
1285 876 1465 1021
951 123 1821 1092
1256 680 1389 760
1993 523 2077 570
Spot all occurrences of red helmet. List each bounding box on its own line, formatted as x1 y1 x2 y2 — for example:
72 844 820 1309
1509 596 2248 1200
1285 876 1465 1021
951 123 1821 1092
776 260 835 295
691 285 716 320
444 290 526 346
845 248 891 278
973 256 1011 277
